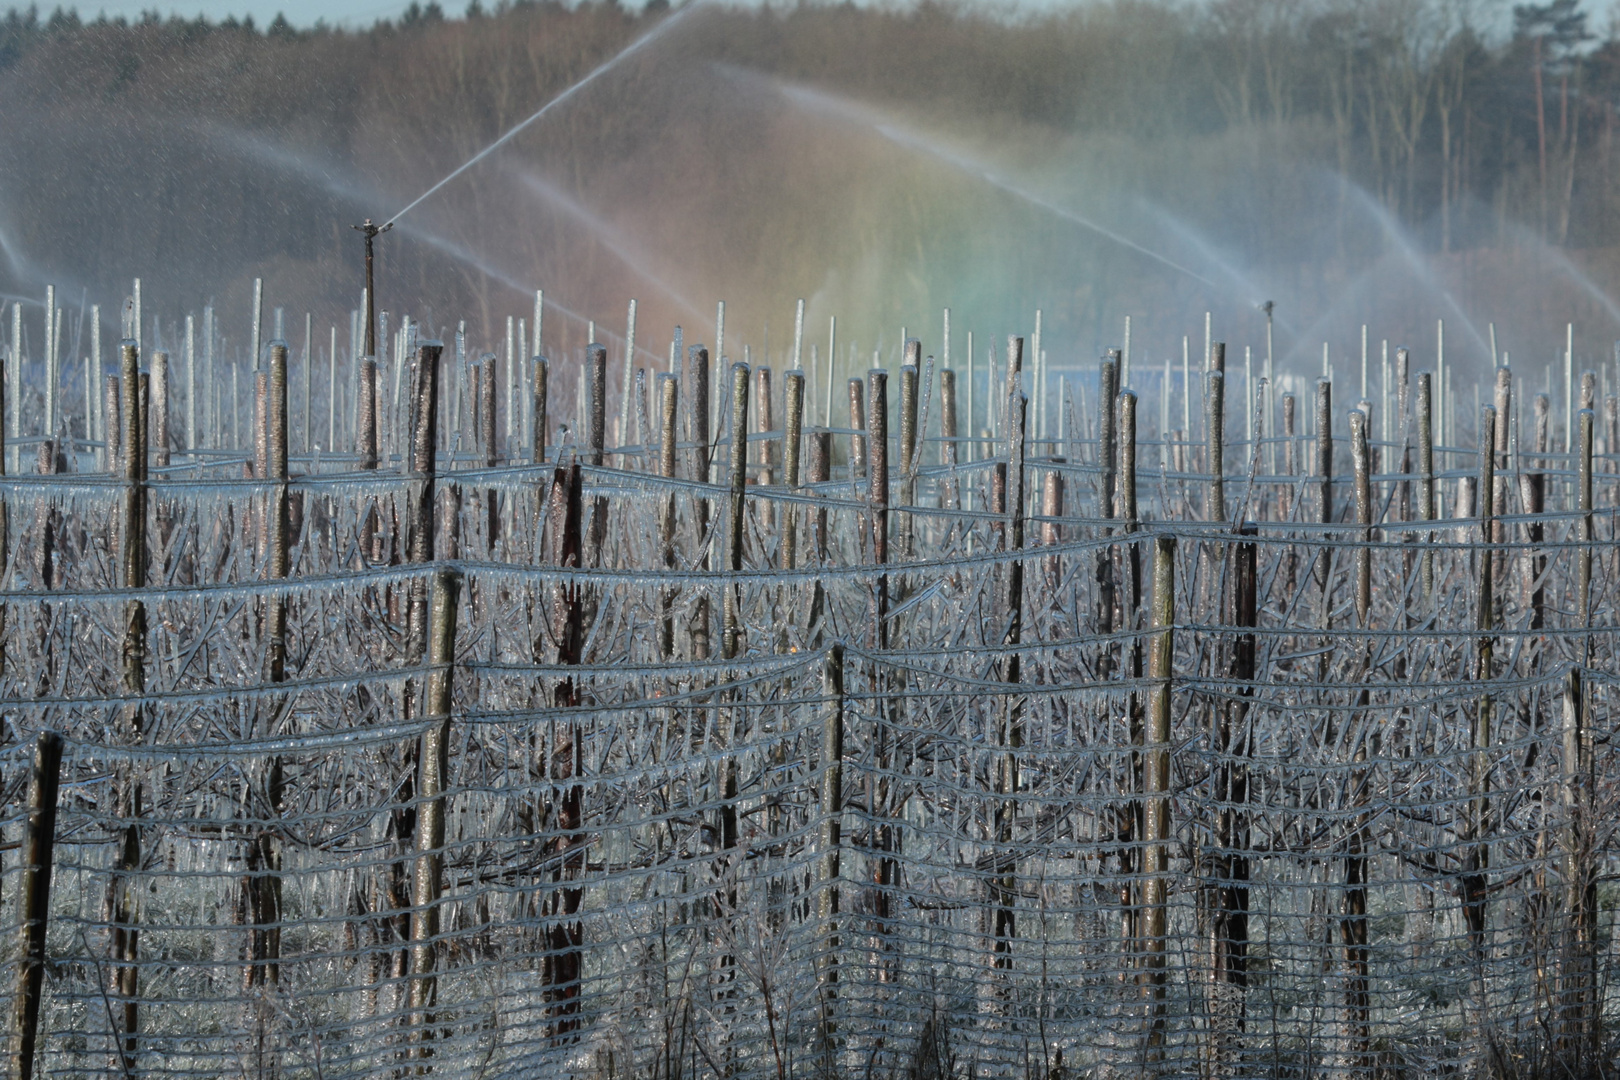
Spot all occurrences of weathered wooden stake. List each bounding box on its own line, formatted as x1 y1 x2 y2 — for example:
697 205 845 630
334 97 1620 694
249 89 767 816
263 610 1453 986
1208 523 1254 1074
409 568 462 1061
688 346 712 661
12 730 63 1080
867 371 889 650
939 369 959 511
585 344 608 569
816 642 846 1053
993 390 1028 971
723 361 750 660
1207 361 1225 523
899 349 918 557
1351 409 1371 626
114 339 145 1076
1417 373 1436 605
782 370 803 572
1141 534 1175 1056
658 374 679 660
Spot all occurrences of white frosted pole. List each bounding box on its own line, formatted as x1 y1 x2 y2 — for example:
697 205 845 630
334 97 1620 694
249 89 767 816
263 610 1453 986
249 277 262 371
825 315 837 427
534 290 544 356
92 305 103 452
44 284 55 438
518 317 530 457
1182 335 1191 438
792 298 805 372
965 329 974 462
302 312 312 455
204 306 215 449
619 298 637 457
329 325 338 452
1437 319 1446 449
1380 340 1390 445
1566 322 1574 453
506 315 516 453
1360 324 1368 400
9 302 18 474
1122 313 1132 388
133 278 142 352
1245 345 1253 451
1032 308 1043 440
186 314 196 454
1162 360 1171 468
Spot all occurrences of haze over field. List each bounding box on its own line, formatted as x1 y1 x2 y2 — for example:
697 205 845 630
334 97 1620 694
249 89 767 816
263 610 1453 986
2 0 1619 393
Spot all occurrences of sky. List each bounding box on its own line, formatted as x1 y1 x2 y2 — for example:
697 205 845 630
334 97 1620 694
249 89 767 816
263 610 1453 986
49 0 1077 31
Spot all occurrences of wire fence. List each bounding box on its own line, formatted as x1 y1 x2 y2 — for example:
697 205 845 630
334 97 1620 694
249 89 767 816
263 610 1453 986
0 333 1616 1080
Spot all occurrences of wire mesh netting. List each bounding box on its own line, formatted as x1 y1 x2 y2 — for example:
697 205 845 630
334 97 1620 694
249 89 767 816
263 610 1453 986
0 327 1616 1080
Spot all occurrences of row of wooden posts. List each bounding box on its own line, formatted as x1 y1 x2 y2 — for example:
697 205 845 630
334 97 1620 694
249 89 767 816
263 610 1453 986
1 324 1608 1073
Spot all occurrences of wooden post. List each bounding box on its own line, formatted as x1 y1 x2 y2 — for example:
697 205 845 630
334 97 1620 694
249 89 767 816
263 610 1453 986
1462 405 1497 963
938 369 959 510
1208 522 1254 1074
756 365 774 530
1097 352 1119 693
816 642 845 1052
1351 409 1371 626
867 371 889 650
1417 373 1436 605
12 730 63 1080
782 370 803 572
479 354 497 469
406 342 443 654
246 344 292 1024
409 568 461 1060
585 344 608 569
542 461 586 1035
1280 390 1296 556
265 344 291 682
865 367 899 950
658 374 679 660
899 349 918 557
114 339 145 1076
1314 377 1332 599
34 441 56 595
105 376 122 476
0 349 7 675
993 390 1028 971
723 361 750 660
1563 411 1597 1065
1041 463 1063 591
1492 369 1512 602
1207 367 1225 523
1344 410 1374 1068
1141 534 1175 1057
688 346 712 661
806 430 831 645
1577 408 1593 647
846 378 866 480
150 351 170 470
